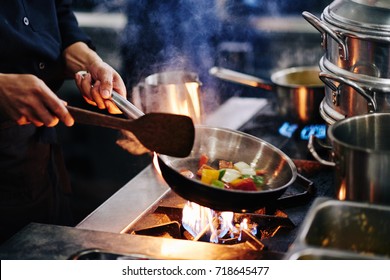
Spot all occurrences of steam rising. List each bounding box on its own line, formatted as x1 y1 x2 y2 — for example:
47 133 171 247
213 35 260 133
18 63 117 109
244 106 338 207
121 1 222 89
118 0 328 108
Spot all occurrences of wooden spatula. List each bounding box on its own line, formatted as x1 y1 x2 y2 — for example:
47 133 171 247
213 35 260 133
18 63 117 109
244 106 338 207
67 106 195 158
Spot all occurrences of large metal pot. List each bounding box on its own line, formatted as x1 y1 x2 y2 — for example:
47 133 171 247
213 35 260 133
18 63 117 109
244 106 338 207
309 113 390 206
318 56 390 124
209 66 324 124
303 0 390 78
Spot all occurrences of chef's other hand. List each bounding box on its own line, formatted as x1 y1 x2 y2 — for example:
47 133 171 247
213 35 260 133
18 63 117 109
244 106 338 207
0 73 74 127
74 61 126 115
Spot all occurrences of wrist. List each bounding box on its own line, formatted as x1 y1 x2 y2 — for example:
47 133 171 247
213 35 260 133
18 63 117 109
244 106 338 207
63 42 103 74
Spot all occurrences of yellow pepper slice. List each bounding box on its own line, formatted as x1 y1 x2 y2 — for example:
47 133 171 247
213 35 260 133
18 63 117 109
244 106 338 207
201 169 220 185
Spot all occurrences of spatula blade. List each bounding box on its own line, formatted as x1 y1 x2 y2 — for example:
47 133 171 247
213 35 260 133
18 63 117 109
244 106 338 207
131 113 195 158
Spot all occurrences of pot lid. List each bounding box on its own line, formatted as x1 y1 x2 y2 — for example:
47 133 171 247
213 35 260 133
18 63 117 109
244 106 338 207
323 0 390 34
352 0 390 9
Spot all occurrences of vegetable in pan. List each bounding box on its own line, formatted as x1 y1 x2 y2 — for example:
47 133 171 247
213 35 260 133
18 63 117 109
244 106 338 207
180 154 267 191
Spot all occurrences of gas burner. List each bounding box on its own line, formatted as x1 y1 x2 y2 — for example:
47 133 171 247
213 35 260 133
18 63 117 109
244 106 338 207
127 204 295 253
239 105 328 161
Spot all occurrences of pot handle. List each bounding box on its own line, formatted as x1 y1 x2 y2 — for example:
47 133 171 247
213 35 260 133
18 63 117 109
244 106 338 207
319 72 377 113
308 134 335 167
302 11 348 60
209 67 273 91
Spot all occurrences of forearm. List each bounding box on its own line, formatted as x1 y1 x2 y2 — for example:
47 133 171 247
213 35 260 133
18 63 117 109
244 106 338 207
63 42 103 76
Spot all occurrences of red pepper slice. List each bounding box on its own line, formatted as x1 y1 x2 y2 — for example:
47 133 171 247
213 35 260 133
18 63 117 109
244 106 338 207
230 178 258 191
198 153 209 169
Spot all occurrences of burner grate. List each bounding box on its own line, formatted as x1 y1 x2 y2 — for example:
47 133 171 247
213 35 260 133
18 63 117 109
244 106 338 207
128 204 295 253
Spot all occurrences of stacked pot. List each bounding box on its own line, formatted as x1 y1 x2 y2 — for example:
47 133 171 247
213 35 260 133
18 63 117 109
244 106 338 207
303 0 390 125
303 0 390 206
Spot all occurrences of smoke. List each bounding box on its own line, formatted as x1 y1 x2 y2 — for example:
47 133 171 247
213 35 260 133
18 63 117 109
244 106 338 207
119 0 329 111
121 1 222 89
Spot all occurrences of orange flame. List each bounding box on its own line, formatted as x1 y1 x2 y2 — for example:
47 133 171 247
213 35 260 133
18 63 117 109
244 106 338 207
182 201 240 243
297 87 309 123
338 180 347 200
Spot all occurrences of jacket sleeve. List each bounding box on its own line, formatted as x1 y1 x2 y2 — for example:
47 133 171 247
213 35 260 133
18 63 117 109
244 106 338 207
55 0 95 51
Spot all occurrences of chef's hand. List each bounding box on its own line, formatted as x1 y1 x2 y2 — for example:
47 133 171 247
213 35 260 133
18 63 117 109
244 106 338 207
0 73 74 127
64 42 126 114
74 61 126 114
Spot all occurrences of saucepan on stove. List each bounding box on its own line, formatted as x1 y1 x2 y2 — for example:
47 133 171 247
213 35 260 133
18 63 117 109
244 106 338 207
308 113 390 206
131 71 204 124
157 125 299 212
209 66 324 124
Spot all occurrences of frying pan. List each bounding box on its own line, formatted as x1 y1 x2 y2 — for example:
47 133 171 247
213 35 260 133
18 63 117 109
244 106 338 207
157 126 298 212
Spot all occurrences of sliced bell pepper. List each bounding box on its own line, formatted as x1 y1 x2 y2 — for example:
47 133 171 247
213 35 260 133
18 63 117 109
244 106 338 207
211 179 225 189
198 153 209 169
252 175 265 187
230 177 258 191
196 164 214 177
201 169 220 185
218 169 226 180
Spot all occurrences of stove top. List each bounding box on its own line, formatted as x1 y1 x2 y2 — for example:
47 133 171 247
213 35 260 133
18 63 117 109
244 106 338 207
121 102 335 258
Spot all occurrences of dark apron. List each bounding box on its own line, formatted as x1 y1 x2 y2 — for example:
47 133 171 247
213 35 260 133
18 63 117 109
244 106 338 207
0 121 73 243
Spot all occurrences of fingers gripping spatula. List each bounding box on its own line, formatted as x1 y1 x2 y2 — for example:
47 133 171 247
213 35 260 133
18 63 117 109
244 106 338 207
67 92 195 158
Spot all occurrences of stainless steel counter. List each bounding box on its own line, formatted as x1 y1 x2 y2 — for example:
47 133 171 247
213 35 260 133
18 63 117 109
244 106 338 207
0 222 281 260
76 165 169 233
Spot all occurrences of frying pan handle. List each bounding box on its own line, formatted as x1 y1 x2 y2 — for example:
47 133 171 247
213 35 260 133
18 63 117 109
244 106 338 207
274 173 315 209
209 67 273 91
111 91 145 119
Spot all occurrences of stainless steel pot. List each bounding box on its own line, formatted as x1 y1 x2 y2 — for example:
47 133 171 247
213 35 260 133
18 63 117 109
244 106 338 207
308 113 390 206
318 56 390 124
131 71 204 124
209 66 324 124
303 0 390 78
